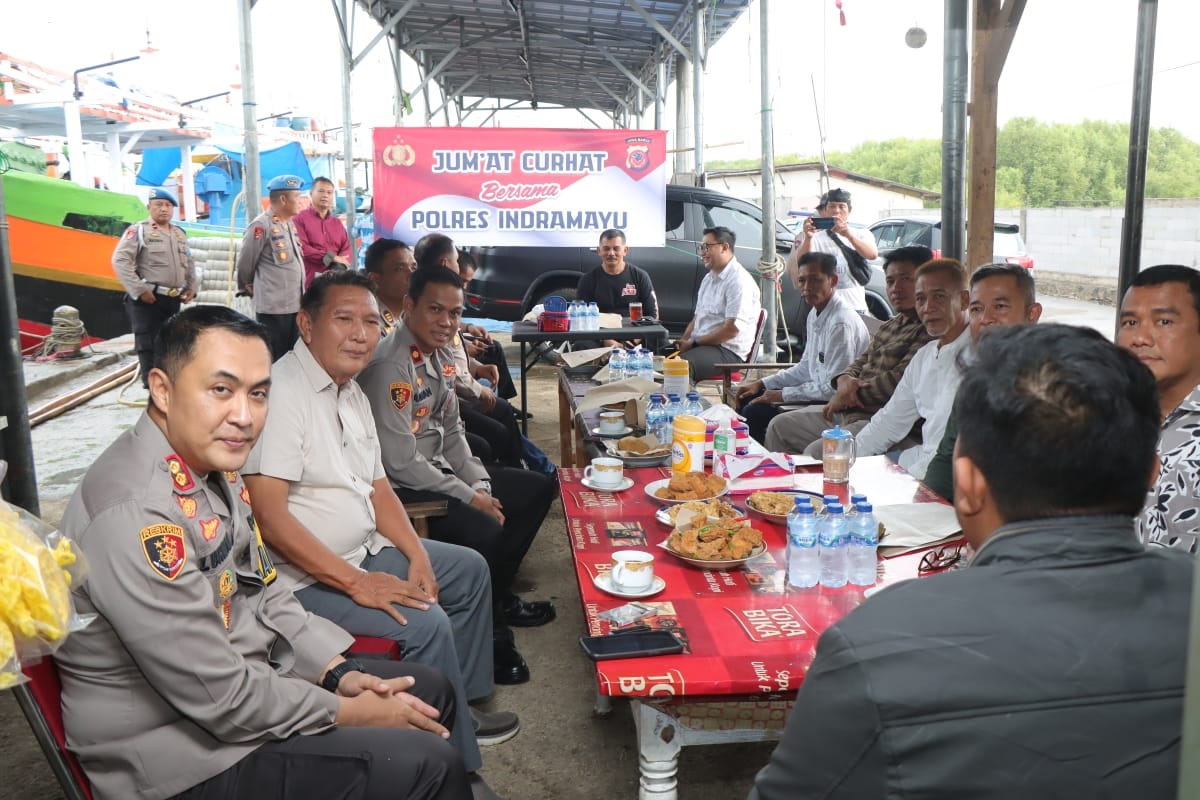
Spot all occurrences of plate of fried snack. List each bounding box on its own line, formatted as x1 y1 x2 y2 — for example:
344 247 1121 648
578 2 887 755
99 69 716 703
661 516 767 569
745 490 824 524
606 435 672 467
655 499 747 527
645 472 728 505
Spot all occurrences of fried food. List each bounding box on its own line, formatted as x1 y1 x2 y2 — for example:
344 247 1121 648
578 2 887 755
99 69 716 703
748 491 823 517
618 436 649 454
654 471 727 500
665 499 743 524
667 517 764 562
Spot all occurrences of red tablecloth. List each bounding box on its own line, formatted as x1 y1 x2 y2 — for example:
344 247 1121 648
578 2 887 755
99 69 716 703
561 456 951 699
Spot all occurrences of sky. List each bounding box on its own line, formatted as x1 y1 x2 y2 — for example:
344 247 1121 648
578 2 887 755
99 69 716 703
4 0 1199 163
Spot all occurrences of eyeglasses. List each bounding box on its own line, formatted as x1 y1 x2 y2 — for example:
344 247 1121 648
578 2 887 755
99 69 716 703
917 543 965 574
697 242 722 253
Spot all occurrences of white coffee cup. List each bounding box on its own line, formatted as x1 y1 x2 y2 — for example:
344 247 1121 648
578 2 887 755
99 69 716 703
598 410 626 433
611 550 655 592
584 457 624 488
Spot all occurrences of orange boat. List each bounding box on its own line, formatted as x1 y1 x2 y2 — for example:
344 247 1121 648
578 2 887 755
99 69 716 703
4 170 146 350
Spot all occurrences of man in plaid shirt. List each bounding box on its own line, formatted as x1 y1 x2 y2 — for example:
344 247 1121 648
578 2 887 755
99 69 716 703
766 246 934 457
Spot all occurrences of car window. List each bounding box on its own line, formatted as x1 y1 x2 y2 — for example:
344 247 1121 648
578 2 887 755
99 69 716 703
871 223 903 249
900 221 934 247
665 199 686 240
699 200 763 246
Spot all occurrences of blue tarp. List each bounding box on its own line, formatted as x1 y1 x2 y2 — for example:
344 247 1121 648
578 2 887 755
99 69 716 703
217 142 313 188
135 147 181 186
135 142 313 188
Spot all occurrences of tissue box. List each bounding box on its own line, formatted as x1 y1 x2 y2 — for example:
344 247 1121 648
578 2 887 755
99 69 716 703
713 452 797 491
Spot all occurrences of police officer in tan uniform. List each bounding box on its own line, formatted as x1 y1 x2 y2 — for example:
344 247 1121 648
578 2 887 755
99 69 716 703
54 305 470 800
236 174 306 361
356 267 557 685
112 187 197 387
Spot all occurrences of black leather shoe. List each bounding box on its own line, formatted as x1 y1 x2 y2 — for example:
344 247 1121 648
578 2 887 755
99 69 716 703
501 596 557 628
493 638 530 685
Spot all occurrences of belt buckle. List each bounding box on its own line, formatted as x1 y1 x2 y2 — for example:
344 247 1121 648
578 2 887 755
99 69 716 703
165 287 181 298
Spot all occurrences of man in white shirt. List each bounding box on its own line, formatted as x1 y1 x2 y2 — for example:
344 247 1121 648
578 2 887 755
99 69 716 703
735 252 870 443
853 259 971 479
788 188 878 313
242 271 517 791
675 225 763 380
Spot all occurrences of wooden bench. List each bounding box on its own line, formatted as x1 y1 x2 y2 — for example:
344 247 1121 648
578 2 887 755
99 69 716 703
405 498 448 538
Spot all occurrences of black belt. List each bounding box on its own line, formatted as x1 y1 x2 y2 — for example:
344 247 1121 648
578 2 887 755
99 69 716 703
154 284 184 298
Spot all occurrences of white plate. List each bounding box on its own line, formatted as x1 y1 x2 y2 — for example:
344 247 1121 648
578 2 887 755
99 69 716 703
593 573 667 599
618 452 672 467
591 425 634 438
659 540 768 570
644 477 729 505
580 476 635 493
655 503 749 527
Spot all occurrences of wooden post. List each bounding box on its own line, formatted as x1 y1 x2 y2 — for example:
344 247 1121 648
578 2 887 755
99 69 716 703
967 0 1026 274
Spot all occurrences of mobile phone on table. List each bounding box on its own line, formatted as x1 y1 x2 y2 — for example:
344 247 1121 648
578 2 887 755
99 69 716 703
812 216 836 230
578 630 685 661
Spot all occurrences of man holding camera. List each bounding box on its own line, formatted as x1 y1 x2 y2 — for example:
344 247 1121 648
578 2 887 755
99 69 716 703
788 188 878 313
295 176 353 289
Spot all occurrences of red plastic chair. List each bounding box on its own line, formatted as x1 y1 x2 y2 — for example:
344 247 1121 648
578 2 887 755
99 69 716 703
16 657 93 800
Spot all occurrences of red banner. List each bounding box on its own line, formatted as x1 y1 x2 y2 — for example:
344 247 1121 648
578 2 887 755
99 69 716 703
372 127 667 247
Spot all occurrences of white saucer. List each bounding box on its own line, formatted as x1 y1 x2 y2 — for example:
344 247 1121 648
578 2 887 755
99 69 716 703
593 573 666 599
591 425 634 438
581 476 635 493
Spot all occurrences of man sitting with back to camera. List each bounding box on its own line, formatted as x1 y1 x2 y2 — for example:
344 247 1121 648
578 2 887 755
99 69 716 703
241 271 518 795
734 251 869 443
356 266 558 679
749 323 1193 799
55 305 471 800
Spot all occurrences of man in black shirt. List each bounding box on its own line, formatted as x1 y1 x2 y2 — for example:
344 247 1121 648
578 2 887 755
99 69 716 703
576 228 659 347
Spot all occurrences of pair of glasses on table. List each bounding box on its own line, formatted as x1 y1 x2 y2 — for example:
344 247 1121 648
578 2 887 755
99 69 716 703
918 543 967 574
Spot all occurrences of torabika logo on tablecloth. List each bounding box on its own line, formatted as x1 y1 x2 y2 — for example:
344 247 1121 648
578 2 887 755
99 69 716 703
726 605 808 641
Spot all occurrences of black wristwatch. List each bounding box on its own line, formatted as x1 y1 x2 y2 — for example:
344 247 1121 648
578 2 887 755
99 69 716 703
321 658 366 693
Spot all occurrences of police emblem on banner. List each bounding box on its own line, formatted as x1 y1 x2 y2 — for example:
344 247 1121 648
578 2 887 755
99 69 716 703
625 136 652 172
141 524 187 581
390 382 413 411
165 454 195 492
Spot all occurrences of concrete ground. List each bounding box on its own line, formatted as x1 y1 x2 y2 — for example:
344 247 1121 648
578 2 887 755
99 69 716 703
0 294 1119 799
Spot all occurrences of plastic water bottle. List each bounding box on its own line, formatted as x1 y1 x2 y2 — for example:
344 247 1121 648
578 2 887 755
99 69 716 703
633 346 652 381
847 503 879 586
712 418 735 460
587 301 601 331
608 347 627 382
646 394 669 446
847 493 868 518
818 503 848 587
684 391 704 417
817 494 839 518
568 302 581 331
787 499 820 588
665 393 682 444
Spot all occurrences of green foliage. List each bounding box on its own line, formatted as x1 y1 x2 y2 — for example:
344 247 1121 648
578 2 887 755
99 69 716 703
709 119 1200 207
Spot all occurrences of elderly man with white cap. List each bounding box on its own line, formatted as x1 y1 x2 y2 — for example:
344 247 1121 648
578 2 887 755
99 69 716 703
112 186 197 386
237 174 307 360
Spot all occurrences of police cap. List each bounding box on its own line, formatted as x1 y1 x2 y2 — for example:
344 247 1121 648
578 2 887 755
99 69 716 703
148 188 178 206
266 174 305 193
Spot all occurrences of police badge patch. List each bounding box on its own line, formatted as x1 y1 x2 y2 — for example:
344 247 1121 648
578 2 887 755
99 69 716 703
199 517 220 542
442 363 456 378
141 524 187 581
176 496 198 519
390 381 413 411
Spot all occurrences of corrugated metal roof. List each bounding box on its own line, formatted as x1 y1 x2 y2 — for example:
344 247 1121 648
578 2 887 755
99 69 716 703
358 0 751 116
